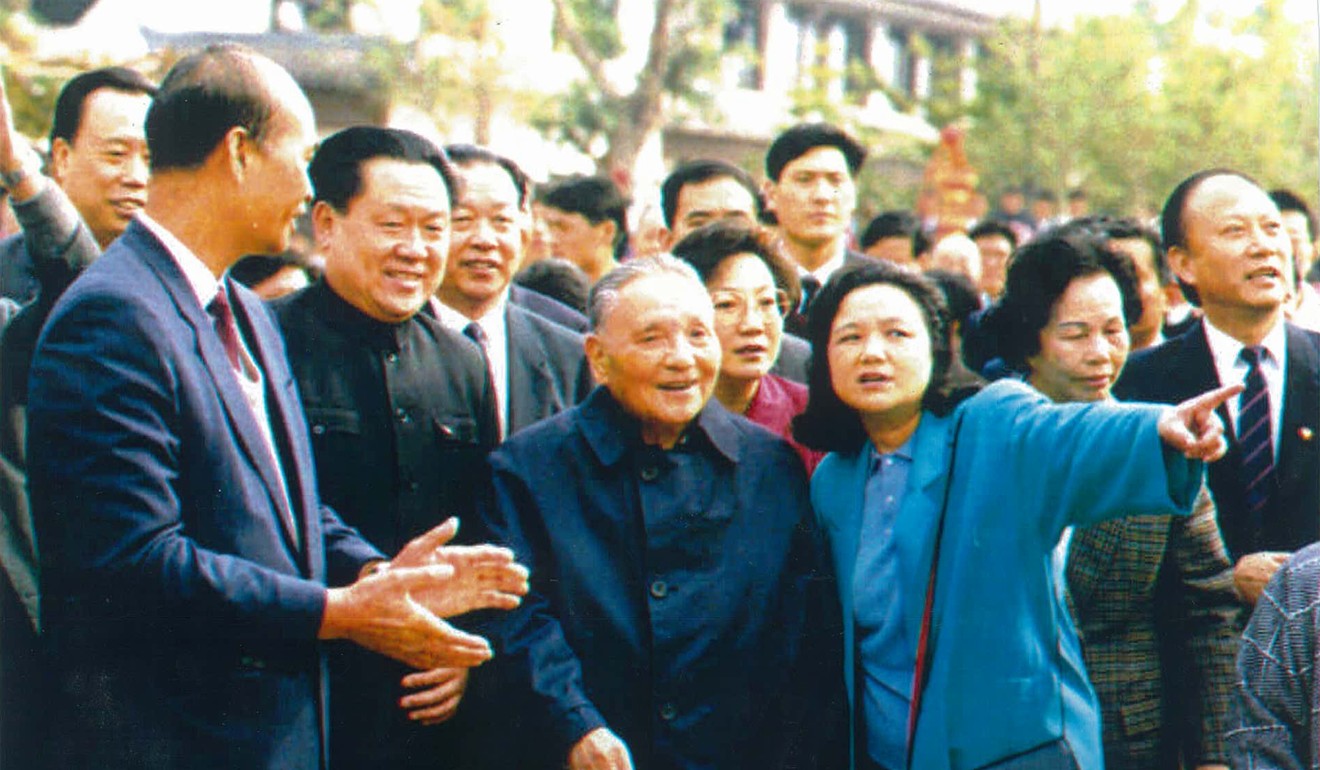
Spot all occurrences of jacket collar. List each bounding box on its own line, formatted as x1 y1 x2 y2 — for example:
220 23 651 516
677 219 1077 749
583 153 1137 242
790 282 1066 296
577 386 741 467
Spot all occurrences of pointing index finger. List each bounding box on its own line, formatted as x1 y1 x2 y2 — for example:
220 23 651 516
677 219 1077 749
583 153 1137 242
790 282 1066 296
1186 382 1244 416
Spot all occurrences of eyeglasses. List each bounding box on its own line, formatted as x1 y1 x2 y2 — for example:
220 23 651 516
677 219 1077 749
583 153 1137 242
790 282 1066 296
709 289 790 323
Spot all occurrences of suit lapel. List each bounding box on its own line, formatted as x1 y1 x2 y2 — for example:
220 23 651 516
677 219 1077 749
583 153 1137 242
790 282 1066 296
1276 325 1320 524
129 225 302 558
1064 520 1127 612
506 307 559 431
895 412 951 644
230 287 310 562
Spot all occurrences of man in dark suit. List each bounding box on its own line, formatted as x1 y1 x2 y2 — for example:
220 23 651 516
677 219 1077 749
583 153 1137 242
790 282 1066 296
1115 168 1320 605
435 144 593 438
273 126 504 768
763 122 875 336
26 45 527 770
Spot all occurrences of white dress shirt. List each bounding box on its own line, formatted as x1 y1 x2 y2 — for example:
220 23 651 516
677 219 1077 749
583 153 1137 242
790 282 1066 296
1203 317 1287 458
434 297 509 438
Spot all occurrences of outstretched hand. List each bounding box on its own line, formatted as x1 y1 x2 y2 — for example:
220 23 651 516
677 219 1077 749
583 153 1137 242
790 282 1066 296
319 518 530 670
1157 382 1243 462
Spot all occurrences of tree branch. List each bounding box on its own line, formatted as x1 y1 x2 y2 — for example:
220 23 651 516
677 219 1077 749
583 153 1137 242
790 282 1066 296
550 0 623 103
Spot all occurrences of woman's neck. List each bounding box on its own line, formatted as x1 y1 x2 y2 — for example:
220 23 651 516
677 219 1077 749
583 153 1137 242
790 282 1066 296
861 406 923 454
714 375 760 415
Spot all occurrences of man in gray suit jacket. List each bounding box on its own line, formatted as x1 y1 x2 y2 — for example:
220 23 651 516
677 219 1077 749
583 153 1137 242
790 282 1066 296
435 144 593 439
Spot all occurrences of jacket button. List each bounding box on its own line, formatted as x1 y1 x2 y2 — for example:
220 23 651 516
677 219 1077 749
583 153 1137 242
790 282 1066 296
650 580 668 599
395 408 411 424
640 466 659 481
311 424 325 436
658 703 677 721
385 352 399 364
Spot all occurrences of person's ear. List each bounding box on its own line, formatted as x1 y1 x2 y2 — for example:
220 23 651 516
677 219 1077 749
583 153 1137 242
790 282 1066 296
584 333 610 385
48 137 75 185
311 200 338 253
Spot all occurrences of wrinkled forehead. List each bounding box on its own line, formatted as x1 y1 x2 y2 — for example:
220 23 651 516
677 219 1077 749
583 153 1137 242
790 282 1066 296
599 271 713 332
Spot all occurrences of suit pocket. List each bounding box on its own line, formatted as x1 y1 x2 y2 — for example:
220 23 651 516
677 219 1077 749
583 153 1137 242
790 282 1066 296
434 415 479 444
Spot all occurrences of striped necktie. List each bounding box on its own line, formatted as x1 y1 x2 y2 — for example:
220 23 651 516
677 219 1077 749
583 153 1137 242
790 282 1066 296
1237 345 1275 533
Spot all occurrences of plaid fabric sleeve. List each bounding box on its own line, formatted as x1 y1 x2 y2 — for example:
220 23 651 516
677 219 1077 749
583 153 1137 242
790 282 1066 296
1228 547 1320 770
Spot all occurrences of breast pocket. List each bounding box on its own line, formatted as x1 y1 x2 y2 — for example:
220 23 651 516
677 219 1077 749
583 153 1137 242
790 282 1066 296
304 407 364 505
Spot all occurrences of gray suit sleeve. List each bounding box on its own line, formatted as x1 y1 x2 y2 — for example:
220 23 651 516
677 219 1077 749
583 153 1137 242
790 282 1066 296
11 180 100 281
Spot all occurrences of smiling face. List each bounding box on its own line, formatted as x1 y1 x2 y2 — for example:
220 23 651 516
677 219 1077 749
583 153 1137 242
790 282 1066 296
827 283 934 439
586 271 720 447
438 160 528 317
1171 174 1290 322
50 87 153 248
1027 272 1130 403
706 253 785 386
237 75 319 258
317 157 451 323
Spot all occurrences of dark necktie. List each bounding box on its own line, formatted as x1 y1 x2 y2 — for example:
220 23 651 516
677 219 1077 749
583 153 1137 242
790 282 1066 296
463 321 502 438
798 274 821 315
208 283 243 373
1238 346 1275 529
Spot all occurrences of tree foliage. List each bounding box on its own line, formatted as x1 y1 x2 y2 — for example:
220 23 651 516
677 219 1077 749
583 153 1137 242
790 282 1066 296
533 0 727 187
964 0 1319 216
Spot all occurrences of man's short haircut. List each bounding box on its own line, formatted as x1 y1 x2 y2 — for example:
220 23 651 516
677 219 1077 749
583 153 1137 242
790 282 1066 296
968 218 1019 250
445 143 532 209
669 219 801 309
659 159 761 228
310 126 457 212
49 66 157 146
1098 216 1168 285
859 210 922 254
1270 188 1316 240
764 122 867 182
513 258 591 314
994 230 1143 370
1159 168 1261 305
587 253 703 332
146 44 289 172
925 269 983 330
539 175 630 260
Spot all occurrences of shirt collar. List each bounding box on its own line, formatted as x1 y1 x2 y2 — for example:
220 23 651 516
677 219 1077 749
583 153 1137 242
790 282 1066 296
868 430 916 472
577 387 742 467
433 295 508 335
137 213 220 308
798 247 847 286
1203 315 1287 371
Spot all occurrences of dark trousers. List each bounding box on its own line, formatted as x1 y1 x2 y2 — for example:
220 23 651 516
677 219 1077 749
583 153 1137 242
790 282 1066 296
0 574 49 770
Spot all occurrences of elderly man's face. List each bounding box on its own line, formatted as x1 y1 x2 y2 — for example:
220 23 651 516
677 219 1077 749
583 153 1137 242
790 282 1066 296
586 271 720 448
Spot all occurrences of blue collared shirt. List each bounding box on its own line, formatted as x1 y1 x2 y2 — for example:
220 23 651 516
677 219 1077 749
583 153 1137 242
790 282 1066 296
855 435 916 766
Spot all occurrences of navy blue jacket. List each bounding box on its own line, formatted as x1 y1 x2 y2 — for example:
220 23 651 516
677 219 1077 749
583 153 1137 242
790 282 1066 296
475 387 844 770
28 221 382 769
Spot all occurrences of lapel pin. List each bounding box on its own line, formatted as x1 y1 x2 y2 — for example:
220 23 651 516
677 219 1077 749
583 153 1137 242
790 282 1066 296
1300 427 1314 441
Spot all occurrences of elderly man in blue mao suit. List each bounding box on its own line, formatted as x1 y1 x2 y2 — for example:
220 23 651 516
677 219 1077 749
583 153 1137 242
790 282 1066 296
476 254 844 770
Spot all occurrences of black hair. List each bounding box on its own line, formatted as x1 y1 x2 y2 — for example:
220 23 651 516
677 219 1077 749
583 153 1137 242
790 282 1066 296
513 258 591 314
669 220 801 308
859 210 921 254
445 143 532 209
659 159 761 229
968 218 1018 250
309 126 457 212
993 231 1143 371
925 269 983 329
1270 188 1316 241
765 122 867 182
49 66 156 146
146 44 293 172
1067 188 1088 202
539 175 630 259
792 261 960 454
1098 216 1168 285
1159 168 1260 305
229 252 312 288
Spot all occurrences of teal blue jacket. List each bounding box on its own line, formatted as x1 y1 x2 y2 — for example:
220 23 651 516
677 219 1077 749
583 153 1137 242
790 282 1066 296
810 380 1203 770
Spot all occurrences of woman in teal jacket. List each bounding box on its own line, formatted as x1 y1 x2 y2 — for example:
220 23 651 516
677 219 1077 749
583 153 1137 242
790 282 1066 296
793 253 1236 770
